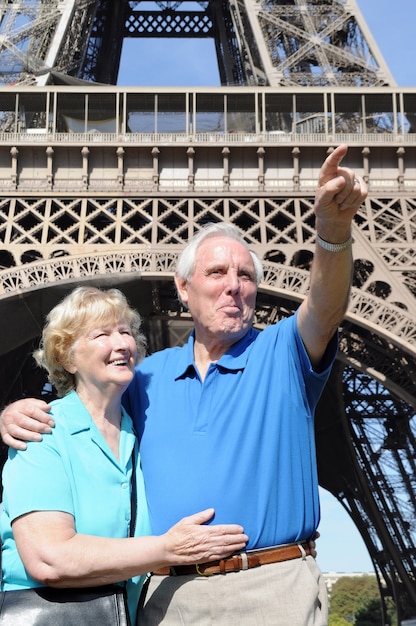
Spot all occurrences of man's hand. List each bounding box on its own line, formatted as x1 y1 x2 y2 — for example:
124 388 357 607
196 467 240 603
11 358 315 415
308 531 320 559
0 399 54 450
314 144 367 237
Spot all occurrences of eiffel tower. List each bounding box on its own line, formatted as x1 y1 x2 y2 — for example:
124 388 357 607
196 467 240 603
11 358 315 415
0 0 415 620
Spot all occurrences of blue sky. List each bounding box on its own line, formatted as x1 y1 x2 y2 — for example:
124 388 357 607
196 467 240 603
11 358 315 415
359 0 416 87
317 488 373 573
117 0 412 573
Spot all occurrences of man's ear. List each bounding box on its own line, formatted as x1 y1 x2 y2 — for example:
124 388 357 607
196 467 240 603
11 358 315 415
174 273 189 305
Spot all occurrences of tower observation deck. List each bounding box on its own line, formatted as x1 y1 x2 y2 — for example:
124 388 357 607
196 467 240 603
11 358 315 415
0 1 415 621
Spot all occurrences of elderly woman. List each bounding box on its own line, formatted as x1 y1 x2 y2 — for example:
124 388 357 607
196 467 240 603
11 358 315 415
0 287 247 624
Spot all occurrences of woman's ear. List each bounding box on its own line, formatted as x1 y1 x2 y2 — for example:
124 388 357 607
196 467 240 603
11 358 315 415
63 350 77 375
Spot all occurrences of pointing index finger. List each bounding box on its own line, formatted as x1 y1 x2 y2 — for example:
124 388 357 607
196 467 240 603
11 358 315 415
319 144 349 187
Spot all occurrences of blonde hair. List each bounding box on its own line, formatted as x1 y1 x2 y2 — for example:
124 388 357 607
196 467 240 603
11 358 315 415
34 286 146 397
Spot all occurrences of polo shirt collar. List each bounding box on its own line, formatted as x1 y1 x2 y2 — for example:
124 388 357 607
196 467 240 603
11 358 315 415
60 390 136 439
59 390 94 434
174 327 258 379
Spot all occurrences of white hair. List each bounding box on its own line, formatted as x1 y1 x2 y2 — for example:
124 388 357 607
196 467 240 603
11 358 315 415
176 222 263 285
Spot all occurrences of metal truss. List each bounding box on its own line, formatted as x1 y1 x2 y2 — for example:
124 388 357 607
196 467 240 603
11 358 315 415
253 0 396 87
0 0 98 86
0 0 398 87
80 0 397 87
335 361 416 617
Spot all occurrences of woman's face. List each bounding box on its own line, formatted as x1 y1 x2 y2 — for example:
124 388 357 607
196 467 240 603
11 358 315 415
67 318 137 397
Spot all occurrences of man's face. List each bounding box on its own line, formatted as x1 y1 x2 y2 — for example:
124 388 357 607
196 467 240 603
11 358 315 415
176 236 258 345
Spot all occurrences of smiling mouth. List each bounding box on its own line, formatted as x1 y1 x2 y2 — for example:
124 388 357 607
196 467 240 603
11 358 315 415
109 359 129 366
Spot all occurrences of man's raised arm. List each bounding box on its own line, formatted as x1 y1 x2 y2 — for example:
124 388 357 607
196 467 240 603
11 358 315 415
297 144 368 367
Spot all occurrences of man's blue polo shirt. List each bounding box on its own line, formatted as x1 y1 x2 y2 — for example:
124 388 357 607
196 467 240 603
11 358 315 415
124 312 337 549
1 390 151 624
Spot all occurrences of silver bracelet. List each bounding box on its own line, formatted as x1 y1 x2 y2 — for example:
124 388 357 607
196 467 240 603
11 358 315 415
316 234 352 253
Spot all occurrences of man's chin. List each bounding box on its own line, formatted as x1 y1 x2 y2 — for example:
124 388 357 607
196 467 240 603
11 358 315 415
220 322 249 339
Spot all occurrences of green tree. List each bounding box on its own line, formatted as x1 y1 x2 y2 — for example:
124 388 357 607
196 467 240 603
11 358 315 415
328 614 350 626
329 575 397 626
329 576 372 620
355 597 382 626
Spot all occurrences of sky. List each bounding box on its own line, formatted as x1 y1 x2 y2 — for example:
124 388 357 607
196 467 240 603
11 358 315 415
317 488 373 573
116 0 414 573
359 0 416 87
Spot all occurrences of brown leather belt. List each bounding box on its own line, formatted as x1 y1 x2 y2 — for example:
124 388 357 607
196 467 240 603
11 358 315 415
153 542 311 577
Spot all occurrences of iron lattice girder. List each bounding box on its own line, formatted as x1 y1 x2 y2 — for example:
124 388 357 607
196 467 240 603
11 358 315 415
0 0 396 88
343 367 416 607
312 350 416 611
124 8 214 37
0 0 99 85
83 0 127 84
0 2 62 77
252 0 394 86
0 0 394 88
258 10 371 75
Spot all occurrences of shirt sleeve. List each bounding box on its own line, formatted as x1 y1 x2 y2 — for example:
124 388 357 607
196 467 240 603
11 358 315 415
3 431 74 522
290 311 338 406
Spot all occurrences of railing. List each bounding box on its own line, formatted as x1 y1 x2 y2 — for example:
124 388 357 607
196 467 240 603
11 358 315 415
2 175 414 194
0 131 415 145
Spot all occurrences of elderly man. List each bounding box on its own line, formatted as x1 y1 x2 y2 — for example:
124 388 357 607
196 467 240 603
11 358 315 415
1 144 367 625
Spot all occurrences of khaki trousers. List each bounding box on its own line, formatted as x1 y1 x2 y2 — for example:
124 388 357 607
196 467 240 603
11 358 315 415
138 555 328 625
